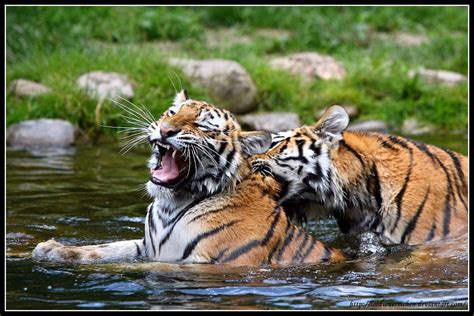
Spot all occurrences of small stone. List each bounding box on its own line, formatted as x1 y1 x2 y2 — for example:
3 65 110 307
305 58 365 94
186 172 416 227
238 112 301 133
408 68 467 86
270 52 346 81
77 71 134 101
169 58 257 114
7 119 80 148
10 79 51 97
316 105 359 120
377 32 429 47
347 120 388 133
6 232 33 240
401 118 435 136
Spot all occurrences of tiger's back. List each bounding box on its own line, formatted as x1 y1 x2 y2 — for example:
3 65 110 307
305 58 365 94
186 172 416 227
333 130 468 245
251 105 468 246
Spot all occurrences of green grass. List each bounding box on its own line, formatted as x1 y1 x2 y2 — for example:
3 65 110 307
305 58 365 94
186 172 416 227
6 6 468 139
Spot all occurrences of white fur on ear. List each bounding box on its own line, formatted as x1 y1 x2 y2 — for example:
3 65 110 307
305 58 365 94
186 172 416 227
238 131 272 157
173 89 189 106
314 105 349 140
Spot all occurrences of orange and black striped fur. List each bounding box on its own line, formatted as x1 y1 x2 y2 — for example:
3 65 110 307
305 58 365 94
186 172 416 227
33 91 347 266
251 105 468 246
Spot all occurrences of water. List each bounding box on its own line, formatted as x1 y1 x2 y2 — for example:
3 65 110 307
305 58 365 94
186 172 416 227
6 134 468 310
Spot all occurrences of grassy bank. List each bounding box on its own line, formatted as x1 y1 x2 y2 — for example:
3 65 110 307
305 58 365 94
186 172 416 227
6 6 468 139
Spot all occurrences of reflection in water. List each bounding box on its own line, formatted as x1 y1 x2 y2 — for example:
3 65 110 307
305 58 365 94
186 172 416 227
5 136 468 310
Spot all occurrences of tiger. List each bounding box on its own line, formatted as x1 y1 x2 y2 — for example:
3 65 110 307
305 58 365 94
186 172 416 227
250 105 468 246
32 91 347 266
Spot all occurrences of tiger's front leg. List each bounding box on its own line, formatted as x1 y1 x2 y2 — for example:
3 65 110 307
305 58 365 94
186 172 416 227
32 238 146 263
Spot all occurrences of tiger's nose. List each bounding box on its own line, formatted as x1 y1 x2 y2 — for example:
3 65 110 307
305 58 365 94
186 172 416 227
160 124 181 140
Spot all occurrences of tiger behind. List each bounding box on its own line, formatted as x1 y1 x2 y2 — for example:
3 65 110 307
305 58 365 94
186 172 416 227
251 105 468 246
32 91 347 266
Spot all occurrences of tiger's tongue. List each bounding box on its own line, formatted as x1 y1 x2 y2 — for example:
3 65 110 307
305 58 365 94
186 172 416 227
152 150 180 182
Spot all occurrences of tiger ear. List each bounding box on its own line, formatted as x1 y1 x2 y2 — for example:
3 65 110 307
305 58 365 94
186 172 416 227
238 131 272 157
313 105 349 141
173 89 189 106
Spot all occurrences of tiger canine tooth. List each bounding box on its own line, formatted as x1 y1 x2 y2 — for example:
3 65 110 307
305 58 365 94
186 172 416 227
172 149 177 159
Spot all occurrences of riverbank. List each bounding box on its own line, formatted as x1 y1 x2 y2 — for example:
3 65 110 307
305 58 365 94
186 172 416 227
7 7 468 140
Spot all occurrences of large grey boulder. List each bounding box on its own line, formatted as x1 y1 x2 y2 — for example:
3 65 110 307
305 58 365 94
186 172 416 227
77 71 134 101
408 68 467 86
270 52 346 81
347 120 388 133
10 79 51 97
169 58 257 114
238 112 301 133
7 119 80 148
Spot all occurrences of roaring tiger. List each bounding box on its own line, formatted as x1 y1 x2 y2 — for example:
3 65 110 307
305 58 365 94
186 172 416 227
250 105 468 246
32 91 347 266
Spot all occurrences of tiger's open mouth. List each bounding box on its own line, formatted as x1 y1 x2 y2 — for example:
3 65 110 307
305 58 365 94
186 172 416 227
150 141 190 188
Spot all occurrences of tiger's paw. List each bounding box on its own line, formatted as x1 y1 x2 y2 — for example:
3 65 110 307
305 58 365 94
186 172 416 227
32 239 63 260
32 239 71 262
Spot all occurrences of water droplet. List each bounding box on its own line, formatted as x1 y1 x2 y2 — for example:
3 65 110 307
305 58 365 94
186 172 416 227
47 285 52 290
23 287 28 291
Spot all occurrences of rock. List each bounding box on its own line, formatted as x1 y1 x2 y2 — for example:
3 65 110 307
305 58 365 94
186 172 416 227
408 68 467 86
77 71 134 101
316 105 359 120
376 32 429 47
401 118 435 136
7 119 80 148
238 112 301 133
169 58 257 114
270 52 346 81
347 120 388 133
10 79 51 97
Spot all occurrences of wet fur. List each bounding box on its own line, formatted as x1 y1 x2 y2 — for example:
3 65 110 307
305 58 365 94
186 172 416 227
251 106 468 246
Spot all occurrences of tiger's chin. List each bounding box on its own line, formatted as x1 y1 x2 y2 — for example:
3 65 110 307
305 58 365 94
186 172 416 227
149 142 191 189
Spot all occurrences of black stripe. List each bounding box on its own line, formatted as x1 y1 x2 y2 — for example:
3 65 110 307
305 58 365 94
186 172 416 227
133 241 142 258
400 187 430 244
300 238 316 262
266 238 281 264
425 223 437 242
188 207 229 224
407 138 455 237
374 134 398 151
389 137 413 234
261 208 281 246
370 163 383 212
276 225 295 261
340 139 365 168
293 234 310 262
224 148 236 170
309 141 321 156
442 148 467 211
442 192 451 237
181 220 240 261
222 210 281 264
148 204 156 232
148 223 156 257
221 240 260 264
158 197 206 253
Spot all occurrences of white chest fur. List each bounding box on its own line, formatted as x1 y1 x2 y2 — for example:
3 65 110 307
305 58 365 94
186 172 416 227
143 202 205 263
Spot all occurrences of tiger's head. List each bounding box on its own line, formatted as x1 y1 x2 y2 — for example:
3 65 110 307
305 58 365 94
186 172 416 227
250 105 349 205
145 90 272 199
